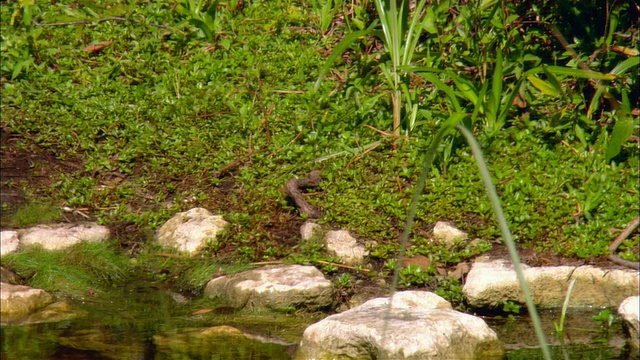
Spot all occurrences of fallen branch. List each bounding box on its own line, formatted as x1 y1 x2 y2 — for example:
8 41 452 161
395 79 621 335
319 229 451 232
608 217 639 269
286 170 323 218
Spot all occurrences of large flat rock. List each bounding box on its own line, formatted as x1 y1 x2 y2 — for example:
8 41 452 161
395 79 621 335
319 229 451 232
463 258 639 309
18 223 110 251
295 291 504 360
157 207 228 254
204 265 333 310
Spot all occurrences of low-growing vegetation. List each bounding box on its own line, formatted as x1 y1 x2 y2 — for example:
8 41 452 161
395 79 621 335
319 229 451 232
1 0 637 313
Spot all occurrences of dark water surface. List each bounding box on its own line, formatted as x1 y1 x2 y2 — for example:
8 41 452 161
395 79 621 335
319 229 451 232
1 283 635 359
1 281 307 360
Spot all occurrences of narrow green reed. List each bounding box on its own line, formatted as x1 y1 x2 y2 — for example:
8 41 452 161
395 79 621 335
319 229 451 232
383 113 462 334
555 276 578 337
455 123 552 360
385 120 552 360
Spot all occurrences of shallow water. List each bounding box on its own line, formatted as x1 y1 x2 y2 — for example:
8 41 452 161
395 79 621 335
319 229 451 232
1 282 635 359
1 281 311 360
487 308 635 360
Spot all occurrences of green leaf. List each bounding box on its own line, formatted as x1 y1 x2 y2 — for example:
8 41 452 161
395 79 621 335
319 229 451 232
189 18 214 41
527 75 560 97
314 30 372 91
541 66 563 97
485 50 504 124
605 91 634 162
496 78 525 130
419 72 462 112
424 7 437 34
11 57 33 79
544 66 616 81
587 85 606 118
448 71 478 105
609 57 639 77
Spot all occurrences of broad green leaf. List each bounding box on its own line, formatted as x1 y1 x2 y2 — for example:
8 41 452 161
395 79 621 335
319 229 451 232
587 85 606 118
22 3 32 28
189 18 214 41
542 66 563 96
527 76 560 97
605 91 635 162
11 57 33 79
448 71 478 105
471 79 490 123
424 7 437 34
480 0 499 12
403 0 429 65
379 63 395 90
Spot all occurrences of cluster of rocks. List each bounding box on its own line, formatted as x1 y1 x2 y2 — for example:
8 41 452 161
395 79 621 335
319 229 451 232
2 207 639 358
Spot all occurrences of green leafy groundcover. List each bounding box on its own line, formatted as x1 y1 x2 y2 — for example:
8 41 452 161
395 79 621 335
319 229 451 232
1 0 637 279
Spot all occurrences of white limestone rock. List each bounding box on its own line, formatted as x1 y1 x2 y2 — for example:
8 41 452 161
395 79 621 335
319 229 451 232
295 291 503 360
300 221 323 240
0 230 19 256
157 207 228 254
324 230 367 265
204 265 333 310
432 221 468 246
463 258 639 309
618 296 639 352
19 223 110 251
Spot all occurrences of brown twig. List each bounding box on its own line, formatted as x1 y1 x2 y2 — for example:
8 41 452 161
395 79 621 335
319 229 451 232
150 252 189 259
607 217 639 269
342 142 381 169
33 16 128 27
276 113 315 153
213 148 266 178
286 170 323 218
363 124 395 138
315 260 374 273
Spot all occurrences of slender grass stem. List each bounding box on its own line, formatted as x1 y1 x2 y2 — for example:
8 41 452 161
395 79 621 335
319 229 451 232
386 122 552 360
456 123 552 360
384 122 450 332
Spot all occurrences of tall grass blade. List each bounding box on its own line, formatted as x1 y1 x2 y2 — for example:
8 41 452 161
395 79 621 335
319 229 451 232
545 66 616 80
455 123 552 360
419 72 462 112
314 30 372 91
496 77 524 130
384 113 465 334
555 276 578 336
